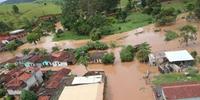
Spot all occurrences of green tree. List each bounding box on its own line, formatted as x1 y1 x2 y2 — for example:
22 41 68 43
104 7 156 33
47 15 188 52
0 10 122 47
0 88 6 98
78 56 89 66
27 32 42 44
6 95 14 100
52 46 60 52
5 41 18 51
20 90 37 100
6 63 17 70
116 9 128 22
90 30 101 41
194 0 200 19
22 48 31 55
180 25 197 45
0 21 11 33
12 5 19 14
102 53 115 64
136 42 151 62
143 0 161 15
120 45 134 62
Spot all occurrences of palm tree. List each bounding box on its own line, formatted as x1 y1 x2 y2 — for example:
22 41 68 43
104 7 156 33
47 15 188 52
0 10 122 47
136 42 151 62
180 25 197 46
77 55 89 71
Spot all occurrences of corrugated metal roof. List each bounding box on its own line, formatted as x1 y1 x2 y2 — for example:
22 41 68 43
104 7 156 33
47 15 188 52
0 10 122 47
165 50 194 62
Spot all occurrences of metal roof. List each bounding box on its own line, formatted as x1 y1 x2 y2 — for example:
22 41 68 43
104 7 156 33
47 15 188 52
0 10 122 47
164 50 194 62
72 75 102 85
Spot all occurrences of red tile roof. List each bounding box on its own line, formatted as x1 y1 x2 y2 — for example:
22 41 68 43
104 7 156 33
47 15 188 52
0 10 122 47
6 78 26 90
46 68 71 89
38 96 50 100
163 83 200 100
51 51 69 61
18 72 32 81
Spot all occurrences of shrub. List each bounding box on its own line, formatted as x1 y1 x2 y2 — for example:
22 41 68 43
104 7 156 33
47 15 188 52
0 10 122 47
90 32 101 41
6 63 17 70
0 89 6 98
22 48 31 55
120 45 135 62
20 90 37 100
102 53 115 64
165 31 178 41
87 41 108 50
99 25 114 35
186 67 199 76
75 46 89 59
6 95 14 100
191 51 198 58
135 42 151 62
52 46 60 52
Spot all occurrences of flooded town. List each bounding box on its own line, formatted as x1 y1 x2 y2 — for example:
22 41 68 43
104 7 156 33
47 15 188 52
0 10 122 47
1 0 200 100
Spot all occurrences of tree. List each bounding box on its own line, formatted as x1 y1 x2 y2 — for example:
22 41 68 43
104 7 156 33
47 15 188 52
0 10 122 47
180 25 197 45
78 56 89 66
12 5 19 14
116 9 128 22
155 7 177 26
5 41 18 51
0 21 11 33
194 0 200 19
20 90 37 100
52 46 60 52
120 45 134 62
6 63 17 70
90 30 101 41
102 53 115 64
0 88 6 98
27 32 42 44
143 0 161 15
136 42 151 62
22 48 31 55
6 95 15 100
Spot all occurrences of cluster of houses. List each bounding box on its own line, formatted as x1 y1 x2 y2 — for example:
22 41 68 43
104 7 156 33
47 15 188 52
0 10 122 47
0 29 27 52
149 50 194 73
0 65 106 100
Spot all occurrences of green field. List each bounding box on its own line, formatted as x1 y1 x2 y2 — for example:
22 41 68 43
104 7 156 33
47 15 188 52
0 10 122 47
0 2 61 28
53 31 90 41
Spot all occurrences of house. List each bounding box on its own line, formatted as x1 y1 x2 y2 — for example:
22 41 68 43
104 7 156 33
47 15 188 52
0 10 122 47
37 68 71 100
0 43 7 52
4 67 43 95
59 71 106 100
88 51 107 64
9 29 27 41
51 51 76 67
155 83 200 100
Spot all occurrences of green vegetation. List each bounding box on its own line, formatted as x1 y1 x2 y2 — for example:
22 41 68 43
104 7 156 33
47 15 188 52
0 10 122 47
136 42 151 62
5 63 17 70
27 32 42 44
78 55 89 66
20 90 37 100
102 53 115 64
53 31 89 41
22 48 31 55
120 45 135 62
153 68 200 85
87 41 109 50
0 88 6 98
165 30 178 41
0 2 61 28
5 40 23 51
52 46 60 52
180 25 197 45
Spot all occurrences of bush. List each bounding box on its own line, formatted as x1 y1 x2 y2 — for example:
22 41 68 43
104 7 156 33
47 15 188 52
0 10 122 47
75 46 89 59
87 41 108 50
102 53 115 64
99 25 114 35
165 31 178 41
0 89 6 98
6 63 16 70
186 67 199 76
191 51 198 58
52 46 60 52
6 95 14 100
90 31 101 41
120 45 135 62
20 90 37 100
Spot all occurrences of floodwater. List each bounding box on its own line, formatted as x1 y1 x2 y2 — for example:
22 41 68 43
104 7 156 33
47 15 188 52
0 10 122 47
1 13 200 100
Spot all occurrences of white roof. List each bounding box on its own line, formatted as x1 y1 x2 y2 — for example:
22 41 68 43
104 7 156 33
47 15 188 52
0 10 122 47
59 83 104 100
72 75 102 85
9 29 25 35
165 50 194 62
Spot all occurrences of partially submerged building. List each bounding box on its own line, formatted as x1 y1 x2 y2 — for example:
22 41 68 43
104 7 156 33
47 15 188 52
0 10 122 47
155 83 200 100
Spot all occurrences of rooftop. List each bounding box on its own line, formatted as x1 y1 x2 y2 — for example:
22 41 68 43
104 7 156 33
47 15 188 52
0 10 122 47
72 75 102 85
162 83 200 100
9 29 25 35
164 50 194 62
59 83 104 100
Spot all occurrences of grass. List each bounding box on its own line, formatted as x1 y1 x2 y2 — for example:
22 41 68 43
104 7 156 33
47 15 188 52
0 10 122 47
53 31 90 41
112 12 153 33
0 2 61 28
165 30 178 41
162 0 196 10
152 73 200 85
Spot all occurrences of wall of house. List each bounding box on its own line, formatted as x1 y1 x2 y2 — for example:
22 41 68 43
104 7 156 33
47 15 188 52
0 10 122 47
24 62 35 67
52 61 68 67
35 71 43 84
25 76 37 89
7 89 22 95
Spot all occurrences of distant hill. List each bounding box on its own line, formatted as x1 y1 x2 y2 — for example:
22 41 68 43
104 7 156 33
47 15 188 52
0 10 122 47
3 0 35 4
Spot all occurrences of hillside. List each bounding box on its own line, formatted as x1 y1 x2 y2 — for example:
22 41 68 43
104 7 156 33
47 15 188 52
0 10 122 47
2 0 35 4
0 2 61 29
